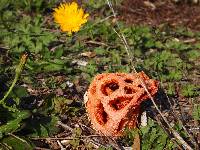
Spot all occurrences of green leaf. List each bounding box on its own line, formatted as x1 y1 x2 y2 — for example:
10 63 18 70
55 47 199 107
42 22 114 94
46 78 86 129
181 84 199 97
0 111 31 139
0 0 9 10
167 70 182 81
193 104 200 120
69 127 83 148
40 33 56 46
139 119 175 150
13 86 29 98
53 97 73 115
34 41 43 53
145 39 155 48
167 83 175 96
54 47 64 58
38 124 49 137
94 47 105 55
25 115 59 138
155 41 164 48
187 50 200 60
0 135 34 150
42 63 64 72
2 10 13 20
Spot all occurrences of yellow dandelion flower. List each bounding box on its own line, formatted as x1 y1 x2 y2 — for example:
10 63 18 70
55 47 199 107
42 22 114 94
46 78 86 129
53 2 89 35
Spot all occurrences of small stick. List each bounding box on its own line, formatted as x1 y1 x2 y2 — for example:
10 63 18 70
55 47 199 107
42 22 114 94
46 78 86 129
85 40 109 47
57 140 66 150
57 121 73 132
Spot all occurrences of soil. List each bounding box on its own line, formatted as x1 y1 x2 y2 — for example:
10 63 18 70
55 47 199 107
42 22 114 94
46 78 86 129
118 0 200 31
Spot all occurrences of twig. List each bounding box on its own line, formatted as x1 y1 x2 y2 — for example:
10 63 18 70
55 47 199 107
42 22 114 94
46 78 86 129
74 14 115 37
96 14 115 24
183 38 196 43
82 137 105 149
105 136 123 150
34 147 50 150
57 121 73 132
31 135 118 140
57 140 66 150
84 40 109 47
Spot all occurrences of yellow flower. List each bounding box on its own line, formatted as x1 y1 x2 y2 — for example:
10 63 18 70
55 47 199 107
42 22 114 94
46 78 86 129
53 2 89 35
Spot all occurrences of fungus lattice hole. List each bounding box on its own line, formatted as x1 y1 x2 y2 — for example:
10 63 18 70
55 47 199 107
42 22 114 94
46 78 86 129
140 91 148 99
124 86 135 94
124 79 133 84
116 119 127 132
102 82 119 96
138 85 143 88
109 97 132 110
95 103 108 125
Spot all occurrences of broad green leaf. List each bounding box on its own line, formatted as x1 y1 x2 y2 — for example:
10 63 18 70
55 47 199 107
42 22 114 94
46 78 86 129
0 136 34 150
0 111 31 139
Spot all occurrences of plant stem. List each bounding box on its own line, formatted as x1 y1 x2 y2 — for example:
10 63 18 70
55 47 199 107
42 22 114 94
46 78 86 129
0 53 28 112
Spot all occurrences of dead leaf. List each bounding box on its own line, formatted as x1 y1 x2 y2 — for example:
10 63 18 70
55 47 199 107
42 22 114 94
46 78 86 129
80 51 96 58
141 111 147 127
144 1 156 10
72 60 88 66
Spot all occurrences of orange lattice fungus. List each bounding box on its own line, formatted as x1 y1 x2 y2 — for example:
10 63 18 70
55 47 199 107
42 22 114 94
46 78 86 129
85 71 158 136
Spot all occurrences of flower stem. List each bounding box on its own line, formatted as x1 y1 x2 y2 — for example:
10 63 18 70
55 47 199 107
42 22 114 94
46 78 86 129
0 53 28 112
